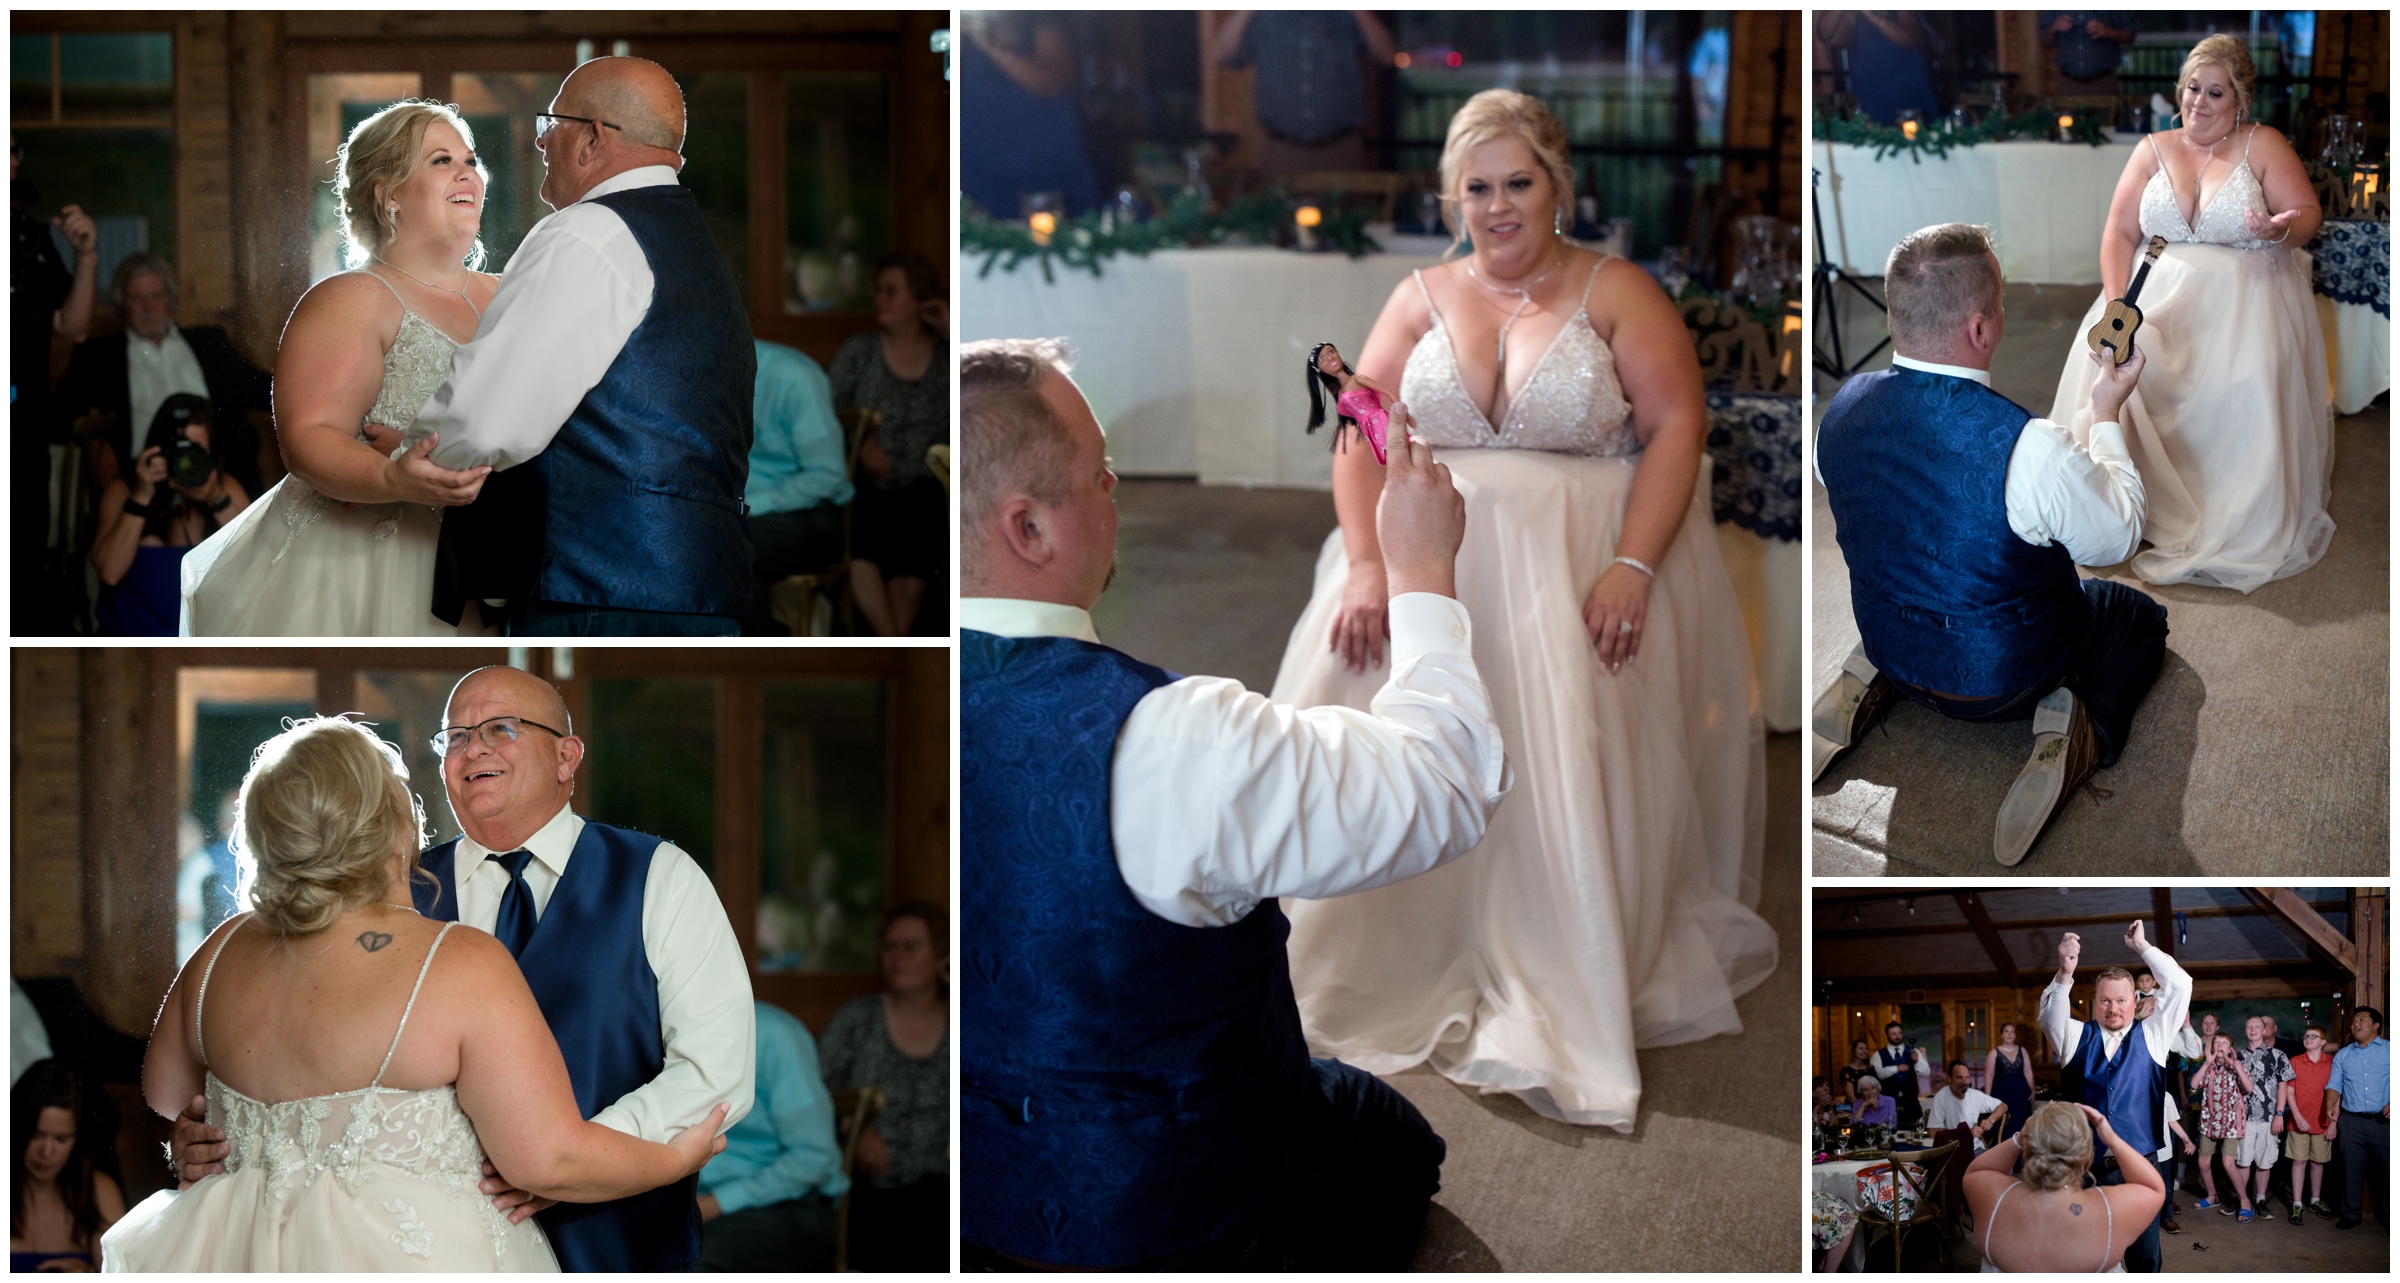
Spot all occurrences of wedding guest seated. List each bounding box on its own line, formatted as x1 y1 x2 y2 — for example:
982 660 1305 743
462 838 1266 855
695 1001 846 1272
832 253 948 637
1813 222 2169 865
9 1061 124 1272
88 393 252 636
1965 1101 2164 1272
742 339 853 636
1927 1059 2009 1151
1850 1074 1898 1129
53 252 271 498
820 903 949 1272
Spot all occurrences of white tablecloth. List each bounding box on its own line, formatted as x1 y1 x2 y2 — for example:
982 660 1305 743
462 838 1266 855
1817 138 2140 285
963 245 1802 730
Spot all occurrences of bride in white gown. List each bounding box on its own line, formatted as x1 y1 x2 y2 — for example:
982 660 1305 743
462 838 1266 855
1272 90 1776 1130
102 717 725 1271
181 99 499 635
2048 36 2332 593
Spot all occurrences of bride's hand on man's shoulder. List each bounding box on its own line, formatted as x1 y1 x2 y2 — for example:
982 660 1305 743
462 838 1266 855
383 432 492 506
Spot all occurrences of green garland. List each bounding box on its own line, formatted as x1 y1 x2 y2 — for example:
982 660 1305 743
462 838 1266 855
964 190 1384 282
1813 104 2113 162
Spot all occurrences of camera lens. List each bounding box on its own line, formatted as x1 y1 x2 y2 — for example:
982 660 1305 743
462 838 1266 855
168 438 215 489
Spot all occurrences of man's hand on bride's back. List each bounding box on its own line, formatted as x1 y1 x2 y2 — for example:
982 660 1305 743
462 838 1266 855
170 1093 227 1186
382 431 492 506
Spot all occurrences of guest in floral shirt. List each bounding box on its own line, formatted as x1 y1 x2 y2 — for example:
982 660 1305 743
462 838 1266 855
2191 1032 2249 1214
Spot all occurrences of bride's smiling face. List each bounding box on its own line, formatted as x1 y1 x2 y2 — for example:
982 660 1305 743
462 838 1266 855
2180 65 2238 139
1454 135 1564 266
381 120 485 249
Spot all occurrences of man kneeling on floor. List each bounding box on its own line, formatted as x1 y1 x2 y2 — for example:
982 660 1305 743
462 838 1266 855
1812 221 2170 865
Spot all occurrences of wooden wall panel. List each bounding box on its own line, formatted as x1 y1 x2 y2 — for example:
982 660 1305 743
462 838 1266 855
12 652 87 973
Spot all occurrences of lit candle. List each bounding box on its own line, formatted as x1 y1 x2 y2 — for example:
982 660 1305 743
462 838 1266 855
1295 205 1323 228
1029 211 1056 246
2058 114 2074 132
1902 120 1918 141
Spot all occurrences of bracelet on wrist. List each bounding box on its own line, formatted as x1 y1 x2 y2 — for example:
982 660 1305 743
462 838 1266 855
122 498 155 519
1612 555 1656 578
206 493 232 513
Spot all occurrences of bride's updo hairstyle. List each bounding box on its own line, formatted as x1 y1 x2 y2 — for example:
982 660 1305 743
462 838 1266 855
2017 1101 2096 1191
2178 34 2258 123
233 717 429 937
1437 89 1577 256
335 98 488 271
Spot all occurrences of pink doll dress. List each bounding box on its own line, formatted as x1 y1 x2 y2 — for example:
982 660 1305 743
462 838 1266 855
1335 386 1390 464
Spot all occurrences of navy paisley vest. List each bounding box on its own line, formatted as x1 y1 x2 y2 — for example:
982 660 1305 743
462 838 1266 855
1818 366 2089 697
538 184 754 617
961 630 1313 1267
2071 1021 2165 1157
415 820 698 1271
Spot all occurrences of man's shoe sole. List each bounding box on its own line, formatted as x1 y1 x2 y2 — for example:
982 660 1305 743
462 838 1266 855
1993 689 2078 865
1811 650 1891 782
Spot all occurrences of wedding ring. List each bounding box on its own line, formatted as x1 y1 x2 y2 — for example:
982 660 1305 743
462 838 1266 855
1619 621 1634 634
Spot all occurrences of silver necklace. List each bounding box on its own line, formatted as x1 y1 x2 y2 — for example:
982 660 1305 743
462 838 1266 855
374 257 481 320
1464 246 1569 384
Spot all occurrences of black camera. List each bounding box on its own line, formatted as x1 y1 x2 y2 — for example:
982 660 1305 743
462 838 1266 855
149 393 216 489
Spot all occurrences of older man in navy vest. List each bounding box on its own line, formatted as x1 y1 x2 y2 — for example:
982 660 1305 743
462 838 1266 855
407 56 754 636
169 666 756 1271
958 338 1510 1270
2039 921 2191 1272
1813 221 2171 865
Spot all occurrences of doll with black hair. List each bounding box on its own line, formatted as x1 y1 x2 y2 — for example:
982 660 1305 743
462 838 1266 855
1304 341 1404 465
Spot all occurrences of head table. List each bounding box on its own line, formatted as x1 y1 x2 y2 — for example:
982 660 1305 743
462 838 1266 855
962 239 1803 729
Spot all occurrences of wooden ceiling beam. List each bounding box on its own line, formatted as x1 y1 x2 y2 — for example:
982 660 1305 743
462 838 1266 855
2152 887 2176 959
1954 892 2021 988
2241 887 2358 976
1817 960 2338 995
1815 899 2345 943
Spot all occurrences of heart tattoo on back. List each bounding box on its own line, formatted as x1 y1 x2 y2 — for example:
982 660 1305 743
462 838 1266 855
357 931 394 953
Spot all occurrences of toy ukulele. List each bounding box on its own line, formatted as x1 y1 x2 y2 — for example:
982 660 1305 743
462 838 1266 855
1304 341 1398 464
2087 235 2168 366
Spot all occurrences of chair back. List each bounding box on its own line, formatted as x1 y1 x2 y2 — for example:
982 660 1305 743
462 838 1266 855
835 407 883 479
1892 1141 1960 1227
828 1086 886 1272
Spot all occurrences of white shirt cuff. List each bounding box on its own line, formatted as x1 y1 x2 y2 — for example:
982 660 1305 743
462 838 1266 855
2086 419 2130 463
1388 592 1472 665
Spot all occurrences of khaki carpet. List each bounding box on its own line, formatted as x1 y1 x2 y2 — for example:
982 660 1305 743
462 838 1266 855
1811 281 2390 874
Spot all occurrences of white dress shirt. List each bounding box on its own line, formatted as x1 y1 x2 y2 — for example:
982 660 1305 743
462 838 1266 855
2040 943 2192 1071
960 593 1512 928
451 802 755 1141
1926 1085 2004 1146
1813 355 2147 568
413 166 675 470
127 324 211 444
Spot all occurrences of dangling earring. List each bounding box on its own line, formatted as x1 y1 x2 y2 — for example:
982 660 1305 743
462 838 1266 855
1554 207 1567 238
388 204 400 222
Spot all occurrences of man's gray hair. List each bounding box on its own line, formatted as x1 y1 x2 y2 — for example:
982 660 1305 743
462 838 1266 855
110 251 177 310
1884 223 2003 352
960 338 1078 586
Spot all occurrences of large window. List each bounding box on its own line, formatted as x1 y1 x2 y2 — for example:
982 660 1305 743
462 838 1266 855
283 39 912 354
138 647 938 1027
10 31 176 269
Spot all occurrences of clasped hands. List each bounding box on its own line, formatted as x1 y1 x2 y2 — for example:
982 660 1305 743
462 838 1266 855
359 422 488 507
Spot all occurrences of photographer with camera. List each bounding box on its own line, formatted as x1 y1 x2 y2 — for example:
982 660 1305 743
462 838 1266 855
88 393 250 635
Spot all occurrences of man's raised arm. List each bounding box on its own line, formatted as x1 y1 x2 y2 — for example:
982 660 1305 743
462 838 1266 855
2039 930 2082 1061
1110 432 1511 927
2132 919 2191 1063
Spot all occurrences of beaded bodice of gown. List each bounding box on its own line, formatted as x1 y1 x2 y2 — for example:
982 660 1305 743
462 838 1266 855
2140 127 2270 248
1398 262 1639 456
270 290 458 560
195 919 522 1263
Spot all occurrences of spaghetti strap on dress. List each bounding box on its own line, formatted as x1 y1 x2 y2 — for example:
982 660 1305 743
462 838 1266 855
105 918 556 1271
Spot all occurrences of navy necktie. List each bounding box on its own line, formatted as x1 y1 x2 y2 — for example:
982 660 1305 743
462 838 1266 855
486 850 537 957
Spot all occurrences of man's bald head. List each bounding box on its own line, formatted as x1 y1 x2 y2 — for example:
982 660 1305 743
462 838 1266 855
540 57 685 209
560 56 685 154
447 665 572 734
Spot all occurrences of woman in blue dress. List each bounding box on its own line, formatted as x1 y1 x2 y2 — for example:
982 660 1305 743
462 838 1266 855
1984 1021 2038 1142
